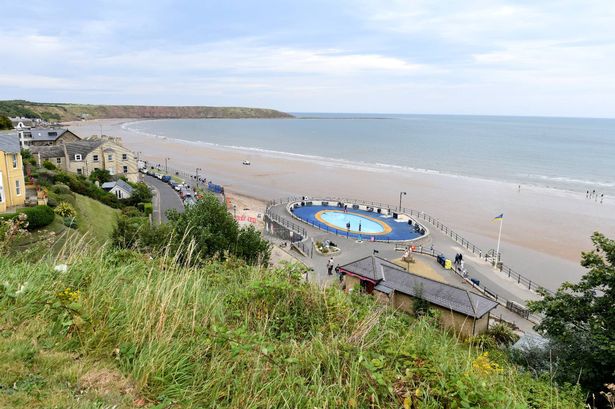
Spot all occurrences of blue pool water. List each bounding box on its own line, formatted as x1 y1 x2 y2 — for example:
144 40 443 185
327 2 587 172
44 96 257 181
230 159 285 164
319 211 384 233
291 205 425 241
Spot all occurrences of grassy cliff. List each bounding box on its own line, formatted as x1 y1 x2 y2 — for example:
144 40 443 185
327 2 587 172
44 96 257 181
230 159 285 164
0 100 293 121
0 248 583 408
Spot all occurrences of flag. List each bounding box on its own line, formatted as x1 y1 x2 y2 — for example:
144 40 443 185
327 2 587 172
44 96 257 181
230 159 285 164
493 213 503 221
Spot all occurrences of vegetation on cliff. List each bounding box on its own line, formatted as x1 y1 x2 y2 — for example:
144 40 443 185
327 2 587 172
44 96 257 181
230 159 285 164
0 100 293 121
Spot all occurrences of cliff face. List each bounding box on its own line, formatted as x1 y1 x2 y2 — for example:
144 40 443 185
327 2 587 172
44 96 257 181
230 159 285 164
0 100 293 121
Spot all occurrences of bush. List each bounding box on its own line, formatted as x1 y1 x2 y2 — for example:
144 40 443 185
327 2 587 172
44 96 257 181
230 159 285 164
63 217 78 228
42 160 57 170
487 322 519 347
143 203 153 215
54 202 76 218
51 183 71 195
121 206 143 217
17 206 55 229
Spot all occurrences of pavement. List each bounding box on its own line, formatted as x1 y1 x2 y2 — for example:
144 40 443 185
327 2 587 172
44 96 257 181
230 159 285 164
142 174 184 223
266 201 541 332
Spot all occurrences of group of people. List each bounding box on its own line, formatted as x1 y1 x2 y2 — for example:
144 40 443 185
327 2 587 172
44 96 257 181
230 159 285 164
586 189 605 203
327 257 343 281
454 253 465 270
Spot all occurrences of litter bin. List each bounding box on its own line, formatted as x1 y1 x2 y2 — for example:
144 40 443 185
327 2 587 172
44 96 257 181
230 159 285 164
444 259 452 269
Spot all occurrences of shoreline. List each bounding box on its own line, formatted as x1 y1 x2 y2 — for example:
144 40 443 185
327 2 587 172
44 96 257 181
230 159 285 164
66 118 615 290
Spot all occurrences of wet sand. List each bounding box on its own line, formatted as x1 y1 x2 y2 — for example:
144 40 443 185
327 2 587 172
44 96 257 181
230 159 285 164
68 119 615 290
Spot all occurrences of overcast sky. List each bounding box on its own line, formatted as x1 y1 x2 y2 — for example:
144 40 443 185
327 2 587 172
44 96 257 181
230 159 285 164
1 0 614 117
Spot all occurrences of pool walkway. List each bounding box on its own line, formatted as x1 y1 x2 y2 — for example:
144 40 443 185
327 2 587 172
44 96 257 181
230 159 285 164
266 201 541 333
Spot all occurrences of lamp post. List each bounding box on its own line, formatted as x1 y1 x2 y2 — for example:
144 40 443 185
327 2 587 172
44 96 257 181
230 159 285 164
399 191 407 212
164 157 170 174
195 167 202 188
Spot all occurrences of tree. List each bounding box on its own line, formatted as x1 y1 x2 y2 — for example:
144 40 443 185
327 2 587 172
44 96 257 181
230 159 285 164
89 169 112 184
122 182 153 207
167 194 271 266
528 232 615 404
0 115 12 130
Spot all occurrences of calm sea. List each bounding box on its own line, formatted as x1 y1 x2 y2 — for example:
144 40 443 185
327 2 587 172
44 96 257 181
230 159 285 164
124 113 615 195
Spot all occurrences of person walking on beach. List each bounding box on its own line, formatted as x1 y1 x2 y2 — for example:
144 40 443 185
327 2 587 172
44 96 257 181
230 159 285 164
601 193 604 204
358 222 362 232
327 258 334 275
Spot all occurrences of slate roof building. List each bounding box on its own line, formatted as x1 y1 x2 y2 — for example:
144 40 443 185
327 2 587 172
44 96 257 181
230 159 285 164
101 179 134 199
31 139 139 182
339 255 499 336
19 128 82 148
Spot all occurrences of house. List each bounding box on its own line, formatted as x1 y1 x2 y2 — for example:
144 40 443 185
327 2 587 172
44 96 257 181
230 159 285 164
101 180 134 199
339 255 498 337
19 128 82 149
30 140 139 182
0 132 26 213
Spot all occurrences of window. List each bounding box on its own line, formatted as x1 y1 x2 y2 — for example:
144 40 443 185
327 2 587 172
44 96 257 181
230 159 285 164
56 157 62 164
122 166 128 173
74 154 82 161
122 153 127 160
12 154 18 168
93 154 99 161
77 168 82 175
0 172 4 203
108 154 113 161
15 179 21 195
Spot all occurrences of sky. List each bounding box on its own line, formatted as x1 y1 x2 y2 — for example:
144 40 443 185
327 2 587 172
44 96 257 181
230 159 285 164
1 0 615 117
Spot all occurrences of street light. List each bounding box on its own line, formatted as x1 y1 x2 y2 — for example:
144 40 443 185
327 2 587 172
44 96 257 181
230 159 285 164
399 191 407 212
195 168 202 188
164 157 170 174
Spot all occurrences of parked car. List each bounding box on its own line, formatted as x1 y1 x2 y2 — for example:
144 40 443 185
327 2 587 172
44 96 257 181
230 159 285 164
161 175 172 183
242 160 251 165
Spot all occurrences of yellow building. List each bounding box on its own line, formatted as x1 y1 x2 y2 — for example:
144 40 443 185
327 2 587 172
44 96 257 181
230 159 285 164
340 255 498 337
0 132 26 213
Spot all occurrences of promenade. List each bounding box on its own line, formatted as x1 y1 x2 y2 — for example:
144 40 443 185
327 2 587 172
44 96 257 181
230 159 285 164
266 199 544 332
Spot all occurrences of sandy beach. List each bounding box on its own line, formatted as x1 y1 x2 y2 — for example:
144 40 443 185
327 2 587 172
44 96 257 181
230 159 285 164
68 119 615 290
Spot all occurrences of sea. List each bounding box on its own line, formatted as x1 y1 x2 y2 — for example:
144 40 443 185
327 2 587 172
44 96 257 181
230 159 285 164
123 113 615 196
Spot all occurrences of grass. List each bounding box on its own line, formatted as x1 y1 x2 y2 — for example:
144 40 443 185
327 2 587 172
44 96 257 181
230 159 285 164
0 241 584 408
74 193 120 244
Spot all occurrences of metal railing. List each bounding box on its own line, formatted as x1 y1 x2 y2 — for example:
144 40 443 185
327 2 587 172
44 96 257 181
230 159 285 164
267 196 553 296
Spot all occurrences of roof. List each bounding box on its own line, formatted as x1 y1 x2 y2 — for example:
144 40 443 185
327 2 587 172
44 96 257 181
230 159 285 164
26 128 72 142
101 180 134 194
340 255 498 319
0 131 21 153
30 140 104 159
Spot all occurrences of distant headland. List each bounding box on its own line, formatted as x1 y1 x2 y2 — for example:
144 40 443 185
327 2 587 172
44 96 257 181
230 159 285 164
0 100 293 121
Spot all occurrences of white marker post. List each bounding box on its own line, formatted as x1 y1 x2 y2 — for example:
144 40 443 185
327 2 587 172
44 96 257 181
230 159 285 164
495 216 503 264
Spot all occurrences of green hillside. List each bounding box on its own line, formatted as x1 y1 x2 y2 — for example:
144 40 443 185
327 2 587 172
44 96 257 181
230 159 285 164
0 248 582 408
0 100 293 121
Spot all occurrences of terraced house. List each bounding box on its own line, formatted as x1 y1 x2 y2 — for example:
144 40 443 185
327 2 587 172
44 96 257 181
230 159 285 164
18 127 81 148
0 132 26 213
30 139 138 182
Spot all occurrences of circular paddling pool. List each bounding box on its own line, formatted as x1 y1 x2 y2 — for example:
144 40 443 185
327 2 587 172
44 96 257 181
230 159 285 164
290 204 425 241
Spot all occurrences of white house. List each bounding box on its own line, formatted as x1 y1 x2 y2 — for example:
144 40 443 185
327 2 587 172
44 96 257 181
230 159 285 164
101 180 134 199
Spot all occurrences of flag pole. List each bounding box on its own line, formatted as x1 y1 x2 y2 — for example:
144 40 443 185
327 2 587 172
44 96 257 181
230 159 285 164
495 217 503 263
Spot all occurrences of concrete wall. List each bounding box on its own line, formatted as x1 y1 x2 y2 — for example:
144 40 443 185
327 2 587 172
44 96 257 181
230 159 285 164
0 151 25 212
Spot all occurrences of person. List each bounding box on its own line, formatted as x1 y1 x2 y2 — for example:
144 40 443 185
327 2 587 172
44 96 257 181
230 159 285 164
346 222 351 230
358 222 362 232
344 204 348 213
327 258 334 275
601 194 604 204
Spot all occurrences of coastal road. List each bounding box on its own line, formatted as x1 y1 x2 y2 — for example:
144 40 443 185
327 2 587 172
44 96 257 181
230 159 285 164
143 174 184 223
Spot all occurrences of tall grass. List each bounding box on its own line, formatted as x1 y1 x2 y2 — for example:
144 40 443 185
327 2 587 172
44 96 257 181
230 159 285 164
0 242 583 408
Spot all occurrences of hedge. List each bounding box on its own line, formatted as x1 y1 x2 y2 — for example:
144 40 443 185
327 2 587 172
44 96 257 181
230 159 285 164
18 206 55 229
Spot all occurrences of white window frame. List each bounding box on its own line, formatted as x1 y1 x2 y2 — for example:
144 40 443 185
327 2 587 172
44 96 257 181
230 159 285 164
74 154 82 161
93 154 99 161
122 165 128 173
122 153 127 160
0 171 4 203
15 179 21 196
108 154 113 161
56 157 62 164
12 154 18 168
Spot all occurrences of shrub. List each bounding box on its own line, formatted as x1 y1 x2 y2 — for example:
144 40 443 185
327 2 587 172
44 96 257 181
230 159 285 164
46 196 58 207
143 203 153 215
63 217 78 228
17 206 55 229
487 322 519 347
54 202 76 218
51 183 71 195
42 160 57 170
121 206 143 217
